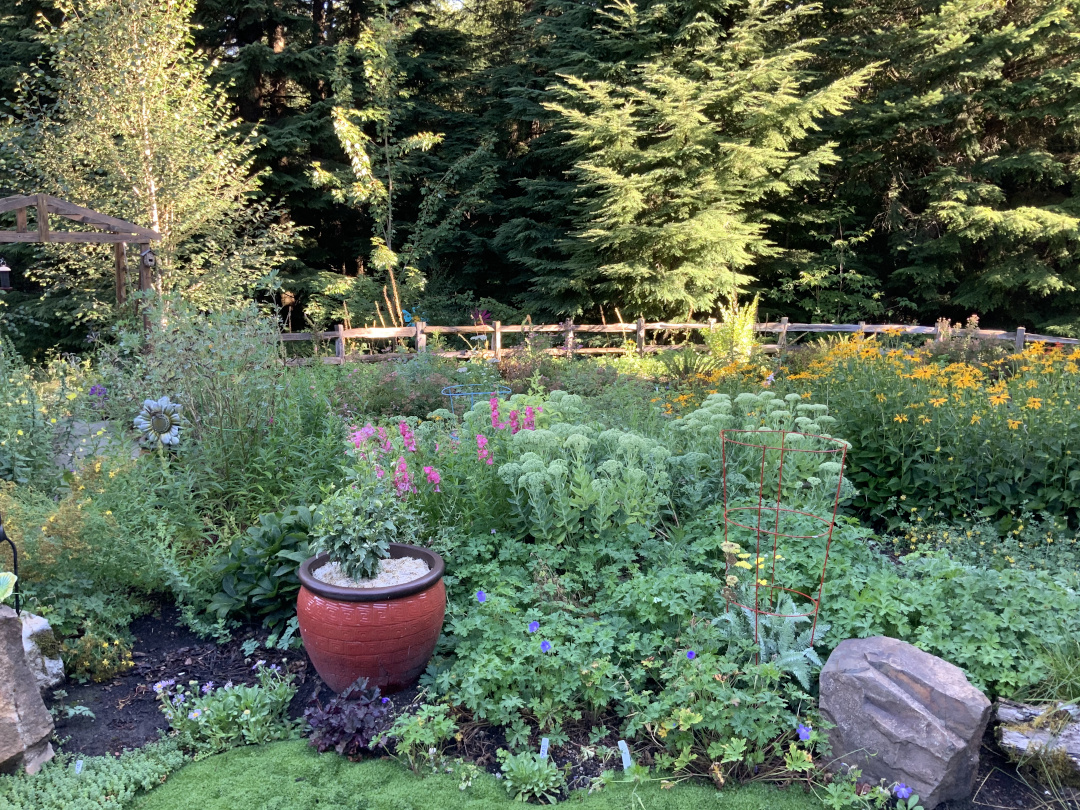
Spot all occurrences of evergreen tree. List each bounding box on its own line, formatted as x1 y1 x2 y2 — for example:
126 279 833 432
767 0 1080 331
545 0 870 319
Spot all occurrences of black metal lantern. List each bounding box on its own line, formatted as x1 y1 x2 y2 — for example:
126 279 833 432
0 258 11 291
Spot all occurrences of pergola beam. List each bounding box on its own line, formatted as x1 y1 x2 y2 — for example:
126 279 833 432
0 193 161 306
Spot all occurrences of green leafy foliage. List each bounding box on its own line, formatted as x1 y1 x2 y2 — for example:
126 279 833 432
496 749 566 804
209 506 316 635
153 664 300 757
310 477 418 580
385 703 459 774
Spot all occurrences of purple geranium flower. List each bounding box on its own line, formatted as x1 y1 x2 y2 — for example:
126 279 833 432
540 640 552 653
528 621 539 633
686 650 696 660
381 697 389 704
797 723 812 741
477 591 486 603
893 783 912 800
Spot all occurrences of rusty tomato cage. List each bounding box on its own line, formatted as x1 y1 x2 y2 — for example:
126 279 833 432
720 429 848 646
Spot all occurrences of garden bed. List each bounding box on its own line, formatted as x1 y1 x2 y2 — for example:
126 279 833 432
44 604 1065 809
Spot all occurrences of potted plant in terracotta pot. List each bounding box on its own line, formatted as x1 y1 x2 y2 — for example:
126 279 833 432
296 478 445 693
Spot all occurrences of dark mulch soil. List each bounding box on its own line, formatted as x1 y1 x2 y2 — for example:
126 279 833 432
48 604 321 757
48 606 1078 809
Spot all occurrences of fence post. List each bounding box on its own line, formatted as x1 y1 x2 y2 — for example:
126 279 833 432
778 316 789 354
493 321 502 360
636 317 646 356
415 321 427 353
1015 326 1026 352
335 324 345 363
707 317 716 332
563 319 575 357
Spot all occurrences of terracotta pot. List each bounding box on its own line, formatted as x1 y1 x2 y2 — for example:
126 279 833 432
296 544 445 693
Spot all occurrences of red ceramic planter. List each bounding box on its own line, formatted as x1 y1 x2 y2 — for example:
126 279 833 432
296 544 446 693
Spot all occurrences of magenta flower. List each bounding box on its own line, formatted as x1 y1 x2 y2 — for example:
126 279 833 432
393 456 416 496
523 405 541 431
399 421 417 453
377 426 391 453
476 433 493 464
423 465 442 492
509 410 520 434
490 397 507 430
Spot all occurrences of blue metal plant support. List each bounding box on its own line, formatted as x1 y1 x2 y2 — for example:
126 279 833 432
0 512 19 614
442 384 511 416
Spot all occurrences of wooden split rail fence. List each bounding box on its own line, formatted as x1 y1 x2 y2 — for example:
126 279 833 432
280 318 1079 364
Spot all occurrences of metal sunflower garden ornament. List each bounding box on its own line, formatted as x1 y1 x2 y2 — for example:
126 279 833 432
134 396 182 447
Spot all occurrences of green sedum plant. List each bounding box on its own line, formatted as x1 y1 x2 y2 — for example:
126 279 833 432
496 749 566 804
0 739 186 810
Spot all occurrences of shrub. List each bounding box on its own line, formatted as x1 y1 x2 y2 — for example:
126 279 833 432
153 662 299 756
305 677 391 760
310 474 420 580
209 505 316 635
61 632 135 683
0 739 186 810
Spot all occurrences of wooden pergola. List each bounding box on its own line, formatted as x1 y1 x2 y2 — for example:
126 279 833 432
0 193 162 304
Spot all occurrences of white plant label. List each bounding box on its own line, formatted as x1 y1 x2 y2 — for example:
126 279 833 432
75 760 84 775
617 739 632 771
539 738 549 759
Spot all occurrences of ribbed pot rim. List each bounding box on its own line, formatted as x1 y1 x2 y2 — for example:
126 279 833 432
298 544 445 602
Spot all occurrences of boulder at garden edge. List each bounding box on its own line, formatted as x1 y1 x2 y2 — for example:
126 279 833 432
819 636 991 809
0 605 55 775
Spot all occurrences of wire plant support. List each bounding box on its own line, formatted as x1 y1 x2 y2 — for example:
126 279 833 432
0 511 19 614
720 429 848 647
442 384 511 416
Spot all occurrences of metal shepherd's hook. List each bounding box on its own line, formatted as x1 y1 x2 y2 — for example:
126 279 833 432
0 512 18 614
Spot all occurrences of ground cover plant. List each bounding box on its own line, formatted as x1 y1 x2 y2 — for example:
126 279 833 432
127 740 825 810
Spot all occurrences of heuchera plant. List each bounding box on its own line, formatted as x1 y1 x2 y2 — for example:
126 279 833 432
305 677 391 760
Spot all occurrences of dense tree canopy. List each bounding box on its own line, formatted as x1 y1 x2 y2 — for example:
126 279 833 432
0 0 1077 340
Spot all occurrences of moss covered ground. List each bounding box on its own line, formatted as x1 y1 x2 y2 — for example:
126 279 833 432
132 741 825 810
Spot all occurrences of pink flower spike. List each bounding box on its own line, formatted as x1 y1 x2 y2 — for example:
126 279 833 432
509 410 520 435
399 421 417 452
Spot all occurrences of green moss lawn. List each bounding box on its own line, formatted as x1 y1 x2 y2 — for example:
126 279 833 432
131 741 824 810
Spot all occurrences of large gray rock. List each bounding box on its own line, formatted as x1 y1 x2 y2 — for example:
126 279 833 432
819 636 991 809
20 612 65 694
0 605 54 775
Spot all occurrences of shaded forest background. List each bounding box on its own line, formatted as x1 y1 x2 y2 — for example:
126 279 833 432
0 0 1078 354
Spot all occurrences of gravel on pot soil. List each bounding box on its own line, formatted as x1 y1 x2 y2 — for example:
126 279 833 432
313 557 430 589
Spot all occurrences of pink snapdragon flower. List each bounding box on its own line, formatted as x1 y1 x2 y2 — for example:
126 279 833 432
393 456 416 496
399 421 417 452
508 410 520 434
490 397 507 430
423 465 442 492
350 422 376 448
523 405 541 431
377 426 391 453
476 433 493 465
